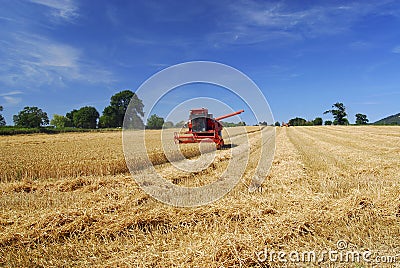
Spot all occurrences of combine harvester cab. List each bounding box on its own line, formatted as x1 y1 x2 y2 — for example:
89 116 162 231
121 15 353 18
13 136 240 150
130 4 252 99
174 108 244 149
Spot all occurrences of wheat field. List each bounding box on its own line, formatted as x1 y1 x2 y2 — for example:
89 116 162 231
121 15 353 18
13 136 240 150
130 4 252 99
1 126 399 267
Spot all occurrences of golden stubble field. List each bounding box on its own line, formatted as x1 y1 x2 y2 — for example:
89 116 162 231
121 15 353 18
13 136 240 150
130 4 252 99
0 126 399 267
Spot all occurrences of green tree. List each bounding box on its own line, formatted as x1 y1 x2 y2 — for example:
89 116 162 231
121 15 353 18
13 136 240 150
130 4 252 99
13 106 49 128
100 90 144 128
313 117 323 126
324 102 348 125
73 106 99 129
0 106 5 126
324 120 333 125
50 114 72 128
163 121 174 128
289 117 307 126
98 106 116 128
66 109 78 127
274 121 281 127
147 114 164 129
355 113 369 125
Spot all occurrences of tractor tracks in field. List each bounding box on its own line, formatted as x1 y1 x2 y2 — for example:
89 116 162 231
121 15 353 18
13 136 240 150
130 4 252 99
298 126 400 158
286 127 354 173
285 126 400 198
287 127 399 172
265 127 308 193
150 127 274 188
134 127 263 171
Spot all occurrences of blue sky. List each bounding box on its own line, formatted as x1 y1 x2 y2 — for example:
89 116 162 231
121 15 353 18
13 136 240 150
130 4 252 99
0 0 400 125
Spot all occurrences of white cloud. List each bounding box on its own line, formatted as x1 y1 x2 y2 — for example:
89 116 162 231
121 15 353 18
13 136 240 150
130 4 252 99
13 34 80 68
231 1 381 31
0 16 17 22
210 1 400 46
126 37 159 46
29 0 78 22
148 63 171 68
349 41 372 50
0 33 115 88
0 91 23 106
0 91 23 97
209 29 302 47
392 46 400 53
3 95 22 105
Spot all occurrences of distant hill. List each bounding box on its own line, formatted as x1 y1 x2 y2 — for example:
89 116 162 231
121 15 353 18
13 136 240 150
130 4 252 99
374 113 400 125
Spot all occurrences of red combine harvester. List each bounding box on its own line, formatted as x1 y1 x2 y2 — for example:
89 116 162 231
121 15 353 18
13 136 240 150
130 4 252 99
174 108 244 149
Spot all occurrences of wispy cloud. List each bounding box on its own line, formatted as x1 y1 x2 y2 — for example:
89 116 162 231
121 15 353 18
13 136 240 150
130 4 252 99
0 16 17 22
0 1 116 91
209 29 302 47
126 37 159 46
3 96 22 105
148 63 171 68
14 33 80 68
349 41 372 50
392 46 400 53
0 91 23 97
0 91 23 106
209 1 400 47
29 0 78 22
0 33 115 88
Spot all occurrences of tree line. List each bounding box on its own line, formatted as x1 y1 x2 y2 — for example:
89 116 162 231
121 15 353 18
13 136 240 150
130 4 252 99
277 102 369 126
1 90 201 130
0 99 387 130
1 90 148 129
